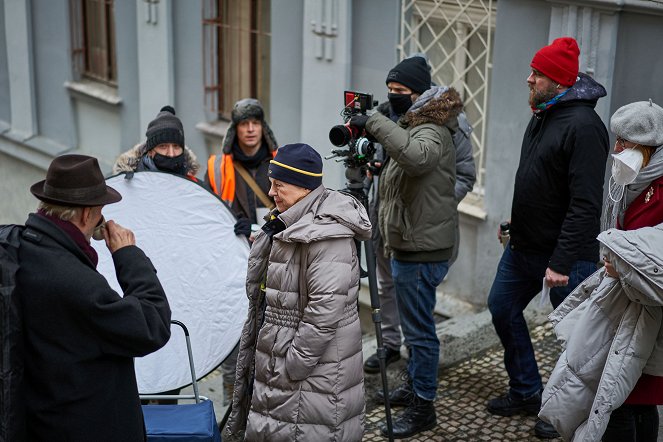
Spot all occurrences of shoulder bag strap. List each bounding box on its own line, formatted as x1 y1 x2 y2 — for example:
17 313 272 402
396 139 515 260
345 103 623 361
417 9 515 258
233 161 275 210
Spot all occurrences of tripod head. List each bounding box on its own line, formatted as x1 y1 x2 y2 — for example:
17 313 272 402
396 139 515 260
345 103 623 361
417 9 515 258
338 165 369 209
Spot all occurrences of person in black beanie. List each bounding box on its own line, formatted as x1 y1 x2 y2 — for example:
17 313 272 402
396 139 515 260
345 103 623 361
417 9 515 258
362 53 477 380
112 105 201 180
348 56 464 438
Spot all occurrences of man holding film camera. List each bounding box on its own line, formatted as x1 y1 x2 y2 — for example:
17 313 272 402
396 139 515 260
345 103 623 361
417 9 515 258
348 56 463 438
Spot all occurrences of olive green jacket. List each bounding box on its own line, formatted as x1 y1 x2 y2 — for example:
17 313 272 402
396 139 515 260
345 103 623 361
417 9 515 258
366 86 462 262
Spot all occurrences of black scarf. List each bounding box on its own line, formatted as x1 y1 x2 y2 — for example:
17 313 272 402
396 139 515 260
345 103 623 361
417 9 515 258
232 142 270 169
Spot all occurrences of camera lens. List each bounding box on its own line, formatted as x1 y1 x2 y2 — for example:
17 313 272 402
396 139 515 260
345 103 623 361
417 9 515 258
329 125 352 147
355 138 375 157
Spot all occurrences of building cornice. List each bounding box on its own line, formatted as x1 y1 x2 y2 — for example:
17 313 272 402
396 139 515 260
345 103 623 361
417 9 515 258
545 0 663 16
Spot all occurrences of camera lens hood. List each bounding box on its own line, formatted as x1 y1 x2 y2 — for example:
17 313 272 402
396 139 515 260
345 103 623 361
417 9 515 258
329 125 352 147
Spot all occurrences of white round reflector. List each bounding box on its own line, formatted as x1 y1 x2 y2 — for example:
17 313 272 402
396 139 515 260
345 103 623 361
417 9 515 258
92 172 249 393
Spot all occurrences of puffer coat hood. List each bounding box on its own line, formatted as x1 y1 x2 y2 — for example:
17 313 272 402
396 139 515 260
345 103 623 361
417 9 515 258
226 185 370 442
540 225 663 441
558 72 607 106
111 143 200 176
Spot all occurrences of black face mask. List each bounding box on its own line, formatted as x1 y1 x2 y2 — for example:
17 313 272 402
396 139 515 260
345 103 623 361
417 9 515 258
388 93 413 116
153 153 186 175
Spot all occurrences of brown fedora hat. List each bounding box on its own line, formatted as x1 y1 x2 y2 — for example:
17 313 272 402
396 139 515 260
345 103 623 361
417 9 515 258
30 154 122 206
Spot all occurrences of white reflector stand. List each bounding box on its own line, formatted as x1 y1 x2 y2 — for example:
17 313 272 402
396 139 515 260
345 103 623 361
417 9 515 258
92 172 249 393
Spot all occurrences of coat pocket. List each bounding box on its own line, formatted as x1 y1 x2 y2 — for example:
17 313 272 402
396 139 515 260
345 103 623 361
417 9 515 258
386 198 412 245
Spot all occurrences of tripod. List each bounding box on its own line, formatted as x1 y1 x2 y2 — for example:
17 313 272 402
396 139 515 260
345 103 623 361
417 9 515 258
339 165 394 442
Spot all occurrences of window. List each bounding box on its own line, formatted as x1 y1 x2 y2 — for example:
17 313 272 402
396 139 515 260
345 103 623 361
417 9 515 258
70 0 117 85
203 0 271 119
400 0 496 192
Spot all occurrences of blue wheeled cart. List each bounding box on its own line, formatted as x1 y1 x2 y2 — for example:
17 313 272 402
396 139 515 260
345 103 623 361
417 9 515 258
141 320 222 442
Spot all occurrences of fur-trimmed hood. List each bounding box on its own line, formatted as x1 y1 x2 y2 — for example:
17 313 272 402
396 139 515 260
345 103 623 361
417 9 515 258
375 86 463 129
405 86 463 128
111 143 200 176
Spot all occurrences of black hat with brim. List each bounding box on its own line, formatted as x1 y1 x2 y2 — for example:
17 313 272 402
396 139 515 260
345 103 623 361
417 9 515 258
30 154 122 206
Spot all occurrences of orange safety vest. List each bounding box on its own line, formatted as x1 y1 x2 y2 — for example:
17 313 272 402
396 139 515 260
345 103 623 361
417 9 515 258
206 151 276 204
207 154 236 203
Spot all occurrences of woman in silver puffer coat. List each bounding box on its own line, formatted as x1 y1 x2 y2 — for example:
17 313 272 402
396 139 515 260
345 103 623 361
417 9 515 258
225 143 371 442
539 100 663 441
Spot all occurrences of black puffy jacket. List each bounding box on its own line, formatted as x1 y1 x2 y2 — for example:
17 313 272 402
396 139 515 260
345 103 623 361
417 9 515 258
510 73 609 274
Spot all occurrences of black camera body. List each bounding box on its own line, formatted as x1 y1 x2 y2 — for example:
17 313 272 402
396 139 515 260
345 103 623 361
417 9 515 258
328 91 378 168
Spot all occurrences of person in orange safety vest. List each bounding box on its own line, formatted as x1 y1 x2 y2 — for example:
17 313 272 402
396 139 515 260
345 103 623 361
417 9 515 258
204 98 278 239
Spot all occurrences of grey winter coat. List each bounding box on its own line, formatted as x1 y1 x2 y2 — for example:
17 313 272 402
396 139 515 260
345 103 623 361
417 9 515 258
226 185 371 442
366 86 462 262
539 225 663 441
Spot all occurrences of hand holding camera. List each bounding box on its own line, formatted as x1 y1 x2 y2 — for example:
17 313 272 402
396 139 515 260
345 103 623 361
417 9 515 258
349 114 370 131
327 91 378 169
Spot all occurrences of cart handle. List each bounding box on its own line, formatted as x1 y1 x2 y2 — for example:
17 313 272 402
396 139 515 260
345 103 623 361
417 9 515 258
171 320 200 403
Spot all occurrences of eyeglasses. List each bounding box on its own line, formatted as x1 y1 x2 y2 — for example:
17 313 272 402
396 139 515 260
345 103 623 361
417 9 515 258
615 137 627 149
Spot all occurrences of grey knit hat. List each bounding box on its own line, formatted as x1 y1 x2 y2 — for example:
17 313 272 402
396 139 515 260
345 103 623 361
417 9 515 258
610 99 663 146
221 98 278 154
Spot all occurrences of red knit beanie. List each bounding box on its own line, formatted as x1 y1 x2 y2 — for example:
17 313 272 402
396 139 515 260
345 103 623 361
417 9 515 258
530 37 580 87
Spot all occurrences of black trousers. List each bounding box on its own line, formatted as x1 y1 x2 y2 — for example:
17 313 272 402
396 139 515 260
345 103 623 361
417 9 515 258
602 404 659 442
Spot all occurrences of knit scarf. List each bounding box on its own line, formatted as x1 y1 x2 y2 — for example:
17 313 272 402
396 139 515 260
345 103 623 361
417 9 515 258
37 209 99 267
531 89 570 114
602 146 663 231
232 141 270 170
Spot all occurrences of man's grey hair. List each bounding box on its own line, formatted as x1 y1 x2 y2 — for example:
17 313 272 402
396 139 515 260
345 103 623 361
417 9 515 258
37 201 83 221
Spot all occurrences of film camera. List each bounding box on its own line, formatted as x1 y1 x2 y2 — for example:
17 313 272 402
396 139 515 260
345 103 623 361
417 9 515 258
327 91 378 168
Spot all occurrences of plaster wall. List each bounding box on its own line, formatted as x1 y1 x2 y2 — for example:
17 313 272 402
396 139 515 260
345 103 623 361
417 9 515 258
0 152 42 225
32 1 75 147
0 1 10 123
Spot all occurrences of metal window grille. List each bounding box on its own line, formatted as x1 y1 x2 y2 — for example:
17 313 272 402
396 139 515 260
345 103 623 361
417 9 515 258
202 0 271 119
70 0 117 85
400 0 496 191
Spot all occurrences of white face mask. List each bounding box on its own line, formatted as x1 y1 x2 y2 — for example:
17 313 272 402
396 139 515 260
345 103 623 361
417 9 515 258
608 148 644 203
611 148 643 185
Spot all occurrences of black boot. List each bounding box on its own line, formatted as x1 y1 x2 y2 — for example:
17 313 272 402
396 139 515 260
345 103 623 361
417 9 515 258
534 419 560 439
376 369 414 406
486 391 541 416
363 346 401 374
377 381 415 406
381 394 436 439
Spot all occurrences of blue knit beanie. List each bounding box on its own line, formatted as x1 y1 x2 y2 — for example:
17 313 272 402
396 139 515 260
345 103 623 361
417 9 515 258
269 143 323 190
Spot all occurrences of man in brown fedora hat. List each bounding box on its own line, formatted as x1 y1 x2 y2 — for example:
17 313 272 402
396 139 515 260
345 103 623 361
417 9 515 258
16 154 172 441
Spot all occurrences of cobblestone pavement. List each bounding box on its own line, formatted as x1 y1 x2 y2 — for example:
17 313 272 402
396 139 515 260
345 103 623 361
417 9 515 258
362 323 562 441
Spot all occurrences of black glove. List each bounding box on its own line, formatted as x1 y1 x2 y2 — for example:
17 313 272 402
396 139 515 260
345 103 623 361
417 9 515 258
233 217 252 237
349 114 370 130
367 160 383 176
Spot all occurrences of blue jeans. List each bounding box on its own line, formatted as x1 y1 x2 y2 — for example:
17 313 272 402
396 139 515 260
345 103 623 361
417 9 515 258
391 259 449 401
487 245 596 399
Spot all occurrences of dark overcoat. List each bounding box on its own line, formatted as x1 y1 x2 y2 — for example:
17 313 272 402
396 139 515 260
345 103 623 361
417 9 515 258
16 214 171 442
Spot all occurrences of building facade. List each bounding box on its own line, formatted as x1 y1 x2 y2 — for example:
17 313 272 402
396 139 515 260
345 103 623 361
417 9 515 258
1 0 662 310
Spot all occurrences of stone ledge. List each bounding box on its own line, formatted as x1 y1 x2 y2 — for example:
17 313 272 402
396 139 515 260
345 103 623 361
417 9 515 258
65 79 122 106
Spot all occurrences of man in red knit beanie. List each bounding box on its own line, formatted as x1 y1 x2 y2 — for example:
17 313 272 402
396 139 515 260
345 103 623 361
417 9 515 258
485 36 609 439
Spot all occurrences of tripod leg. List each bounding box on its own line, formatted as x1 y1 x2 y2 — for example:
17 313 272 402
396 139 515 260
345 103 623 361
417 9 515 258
363 239 394 442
